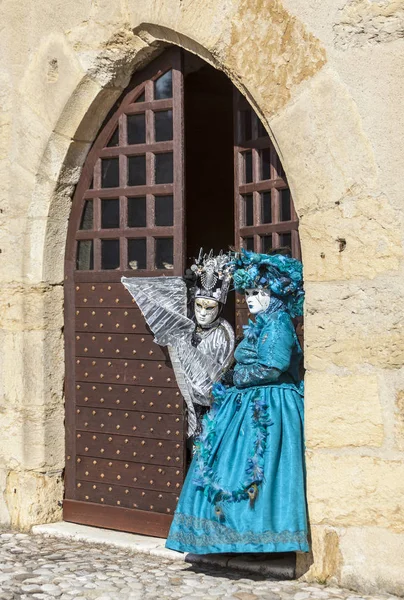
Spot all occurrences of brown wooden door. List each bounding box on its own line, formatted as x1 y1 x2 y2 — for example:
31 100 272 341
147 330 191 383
64 48 186 537
233 91 302 337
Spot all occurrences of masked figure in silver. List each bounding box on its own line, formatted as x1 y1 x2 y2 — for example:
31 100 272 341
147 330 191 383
121 250 234 436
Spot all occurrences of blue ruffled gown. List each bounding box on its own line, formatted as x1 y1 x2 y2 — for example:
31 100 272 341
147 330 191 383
166 304 309 554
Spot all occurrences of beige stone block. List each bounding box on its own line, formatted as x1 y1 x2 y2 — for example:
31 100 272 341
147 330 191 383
224 0 326 117
12 102 52 177
334 0 404 49
271 68 378 218
0 112 11 161
0 216 49 284
303 277 404 370
0 468 10 526
0 217 27 284
0 399 64 472
37 132 91 187
0 328 64 410
19 32 85 133
338 526 404 596
3 162 36 219
72 29 153 91
307 453 404 532
0 284 63 331
299 194 402 282
0 406 23 467
298 525 342 583
395 390 404 452
54 79 122 142
6 469 63 531
305 372 384 448
129 0 235 56
301 524 404 595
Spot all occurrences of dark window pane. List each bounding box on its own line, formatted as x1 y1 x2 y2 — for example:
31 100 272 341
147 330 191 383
128 155 146 186
155 110 173 142
279 232 292 251
261 235 272 253
76 240 93 271
101 239 120 270
155 238 173 269
101 158 119 188
80 200 93 230
128 196 146 228
155 153 173 184
243 194 253 226
89 177 93 189
243 237 254 251
127 114 146 145
154 70 172 100
106 127 119 147
244 151 253 184
241 110 252 141
258 120 268 138
261 191 272 224
260 148 271 180
101 199 120 229
155 195 173 226
134 90 145 103
280 188 291 221
128 239 146 270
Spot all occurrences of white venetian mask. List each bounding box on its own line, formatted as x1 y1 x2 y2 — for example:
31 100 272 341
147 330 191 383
194 298 219 327
245 288 271 315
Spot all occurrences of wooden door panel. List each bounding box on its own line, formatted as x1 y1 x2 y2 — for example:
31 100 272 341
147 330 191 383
75 357 177 387
75 308 149 334
75 383 182 414
64 48 186 537
75 482 179 514
76 407 183 439
75 333 168 361
76 457 182 491
75 283 138 307
76 432 184 467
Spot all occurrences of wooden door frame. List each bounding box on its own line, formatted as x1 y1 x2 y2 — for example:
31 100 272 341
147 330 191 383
64 47 186 537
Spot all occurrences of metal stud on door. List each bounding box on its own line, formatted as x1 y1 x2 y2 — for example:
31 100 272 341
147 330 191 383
64 49 186 538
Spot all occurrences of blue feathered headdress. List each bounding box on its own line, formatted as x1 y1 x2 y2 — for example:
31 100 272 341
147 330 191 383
230 250 304 317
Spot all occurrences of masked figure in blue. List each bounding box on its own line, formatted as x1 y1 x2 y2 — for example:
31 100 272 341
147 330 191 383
166 251 309 554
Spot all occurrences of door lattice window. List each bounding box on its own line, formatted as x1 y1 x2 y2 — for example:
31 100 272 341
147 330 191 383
234 93 300 259
74 49 184 276
233 92 302 337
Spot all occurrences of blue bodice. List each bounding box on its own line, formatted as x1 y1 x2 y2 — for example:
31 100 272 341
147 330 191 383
233 307 302 389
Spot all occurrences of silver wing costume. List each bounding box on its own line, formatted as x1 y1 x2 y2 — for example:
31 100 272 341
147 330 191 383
121 276 234 436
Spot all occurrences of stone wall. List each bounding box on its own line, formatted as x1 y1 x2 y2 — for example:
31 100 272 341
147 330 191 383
0 0 403 595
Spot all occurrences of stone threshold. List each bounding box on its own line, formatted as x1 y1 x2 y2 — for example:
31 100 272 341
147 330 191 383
32 522 295 579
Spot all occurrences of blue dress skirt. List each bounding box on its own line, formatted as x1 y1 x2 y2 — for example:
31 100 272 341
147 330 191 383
166 308 309 554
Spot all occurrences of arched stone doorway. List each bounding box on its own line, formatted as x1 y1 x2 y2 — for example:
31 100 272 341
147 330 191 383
7 4 399 590
64 46 302 537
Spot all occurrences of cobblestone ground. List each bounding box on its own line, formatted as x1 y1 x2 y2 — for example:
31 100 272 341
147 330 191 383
0 532 399 600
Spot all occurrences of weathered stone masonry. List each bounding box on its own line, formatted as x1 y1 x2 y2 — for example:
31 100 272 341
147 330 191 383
0 0 403 595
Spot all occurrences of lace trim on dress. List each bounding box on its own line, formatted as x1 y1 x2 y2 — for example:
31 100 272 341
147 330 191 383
170 513 308 547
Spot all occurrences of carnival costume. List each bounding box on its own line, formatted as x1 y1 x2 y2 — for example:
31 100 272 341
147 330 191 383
121 251 234 436
166 250 309 554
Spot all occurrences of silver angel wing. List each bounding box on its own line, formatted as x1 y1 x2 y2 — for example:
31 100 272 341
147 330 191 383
121 276 194 345
121 276 234 436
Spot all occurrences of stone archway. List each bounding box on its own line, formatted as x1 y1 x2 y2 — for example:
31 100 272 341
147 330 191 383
2 3 402 593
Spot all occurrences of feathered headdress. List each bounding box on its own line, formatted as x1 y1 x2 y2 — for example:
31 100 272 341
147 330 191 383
230 250 304 317
190 249 233 304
